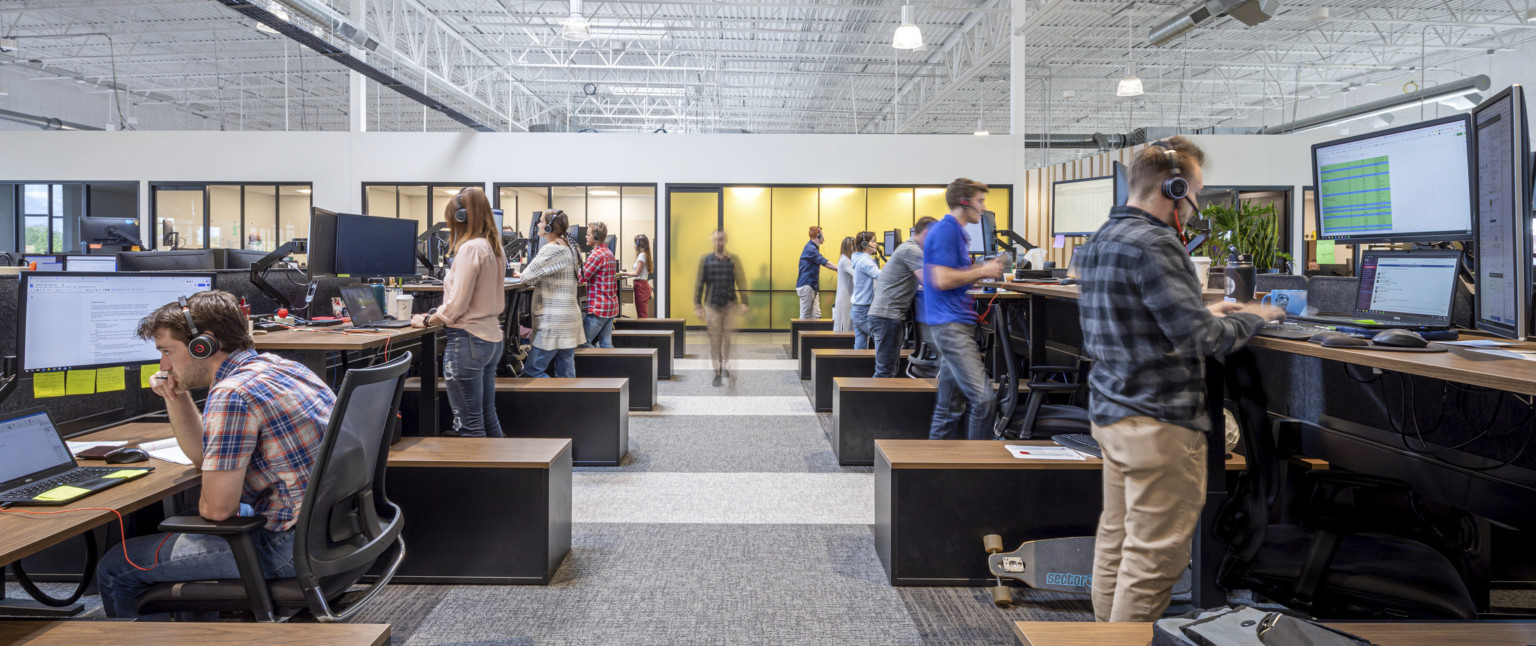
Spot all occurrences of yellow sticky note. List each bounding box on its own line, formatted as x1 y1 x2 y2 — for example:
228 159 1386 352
140 364 159 389
98 366 126 393
33 372 66 399
1316 239 1336 264
103 469 150 479
34 485 89 502
66 370 96 396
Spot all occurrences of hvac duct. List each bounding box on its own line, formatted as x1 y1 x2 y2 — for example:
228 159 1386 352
1149 0 1279 46
0 108 100 131
1257 75 1490 134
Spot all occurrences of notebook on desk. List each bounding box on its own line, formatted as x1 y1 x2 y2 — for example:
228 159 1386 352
0 408 153 506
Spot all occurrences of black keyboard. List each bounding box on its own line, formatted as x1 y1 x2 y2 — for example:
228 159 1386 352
1052 433 1103 459
2 467 118 500
1257 323 1329 340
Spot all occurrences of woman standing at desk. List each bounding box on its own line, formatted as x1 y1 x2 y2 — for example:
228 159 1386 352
833 236 855 332
412 187 506 438
515 209 585 377
623 234 654 318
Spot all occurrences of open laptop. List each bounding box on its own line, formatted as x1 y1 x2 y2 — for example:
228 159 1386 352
1291 250 1461 330
340 286 411 329
0 408 152 506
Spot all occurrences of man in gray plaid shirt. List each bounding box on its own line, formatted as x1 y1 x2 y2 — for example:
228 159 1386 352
1073 136 1284 622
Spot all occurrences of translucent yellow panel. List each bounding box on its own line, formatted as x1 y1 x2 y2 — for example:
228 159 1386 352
723 187 771 291
866 188 914 248
819 187 866 294
737 292 771 329
990 187 1012 232
668 191 718 326
769 291 804 331
915 187 948 221
770 187 820 291
207 185 241 250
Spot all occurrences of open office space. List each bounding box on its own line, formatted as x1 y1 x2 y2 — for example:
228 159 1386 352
2 1 1536 645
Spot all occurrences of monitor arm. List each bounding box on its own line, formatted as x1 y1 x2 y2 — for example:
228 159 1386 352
997 230 1038 253
101 224 142 248
249 241 316 313
417 223 451 279
0 357 17 408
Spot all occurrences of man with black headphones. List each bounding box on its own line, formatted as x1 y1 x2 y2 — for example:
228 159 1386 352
1073 137 1284 622
95 291 335 618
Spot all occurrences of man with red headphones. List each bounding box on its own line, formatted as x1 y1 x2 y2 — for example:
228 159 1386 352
1073 137 1284 623
94 291 335 618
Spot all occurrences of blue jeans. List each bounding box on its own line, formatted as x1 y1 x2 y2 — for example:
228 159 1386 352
928 322 995 440
851 304 872 350
444 328 504 438
524 346 575 378
97 509 295 619
868 315 906 378
581 314 614 348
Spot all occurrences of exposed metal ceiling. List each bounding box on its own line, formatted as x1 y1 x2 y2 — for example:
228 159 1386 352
1 0 1533 145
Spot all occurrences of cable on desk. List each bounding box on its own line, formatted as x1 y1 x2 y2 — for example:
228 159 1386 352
11 531 96 607
0 507 172 572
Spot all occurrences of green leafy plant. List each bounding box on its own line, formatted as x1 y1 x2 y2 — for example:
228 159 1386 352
1188 200 1292 272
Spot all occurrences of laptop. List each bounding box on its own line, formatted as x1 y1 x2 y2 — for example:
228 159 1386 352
1291 250 1461 331
340 286 411 329
0 408 153 506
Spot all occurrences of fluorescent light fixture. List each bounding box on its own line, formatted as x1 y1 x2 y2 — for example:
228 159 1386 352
562 0 591 41
609 85 686 97
295 188 312 194
256 6 289 34
892 5 923 50
1527 8 1536 22
1258 74 1490 134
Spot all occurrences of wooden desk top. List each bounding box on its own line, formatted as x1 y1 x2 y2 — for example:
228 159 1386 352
791 318 834 325
610 329 674 337
834 378 940 392
800 330 856 337
812 348 913 358
0 621 391 646
970 289 1026 300
1248 335 1536 397
1013 620 1536 646
0 423 198 565
388 436 571 469
405 376 628 392
999 282 1227 302
253 324 440 351
877 439 1245 471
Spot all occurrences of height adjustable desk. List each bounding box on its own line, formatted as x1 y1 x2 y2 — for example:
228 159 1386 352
253 324 443 436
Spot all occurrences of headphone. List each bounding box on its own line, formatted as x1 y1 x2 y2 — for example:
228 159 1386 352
957 198 975 211
450 188 472 223
178 296 221 360
1150 140 1199 244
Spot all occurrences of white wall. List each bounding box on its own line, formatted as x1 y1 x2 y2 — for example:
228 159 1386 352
1186 133 1338 261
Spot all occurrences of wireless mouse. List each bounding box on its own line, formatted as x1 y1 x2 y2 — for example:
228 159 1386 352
1372 328 1429 348
104 447 150 464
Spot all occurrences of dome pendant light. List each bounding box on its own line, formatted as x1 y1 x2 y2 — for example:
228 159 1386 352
562 0 592 41
892 4 924 50
1115 16 1143 97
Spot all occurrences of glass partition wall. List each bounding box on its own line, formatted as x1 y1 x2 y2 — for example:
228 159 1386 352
150 183 311 251
0 182 138 254
362 183 479 232
496 184 658 316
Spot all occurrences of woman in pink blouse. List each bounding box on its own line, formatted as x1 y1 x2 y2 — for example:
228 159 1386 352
411 187 507 438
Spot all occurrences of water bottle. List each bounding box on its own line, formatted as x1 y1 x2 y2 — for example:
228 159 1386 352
1226 253 1256 303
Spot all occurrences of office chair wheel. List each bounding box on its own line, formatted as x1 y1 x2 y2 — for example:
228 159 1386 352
983 534 1005 554
991 584 1014 608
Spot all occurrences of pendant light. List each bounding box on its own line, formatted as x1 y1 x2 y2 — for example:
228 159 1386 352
892 5 924 50
562 0 592 41
974 79 990 135
1116 15 1143 97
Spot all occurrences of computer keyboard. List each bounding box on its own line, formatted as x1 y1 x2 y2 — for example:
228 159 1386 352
1052 433 1102 459
1257 323 1328 340
2 467 117 499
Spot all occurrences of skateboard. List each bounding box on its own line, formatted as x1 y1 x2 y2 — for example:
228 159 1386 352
983 534 1192 608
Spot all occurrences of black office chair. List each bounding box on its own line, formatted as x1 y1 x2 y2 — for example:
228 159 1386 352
133 352 412 622
990 303 1091 440
502 288 532 376
904 314 940 380
1217 349 1477 619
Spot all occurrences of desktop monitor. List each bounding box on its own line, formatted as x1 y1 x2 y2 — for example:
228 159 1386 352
1112 160 1131 206
18 272 216 373
527 211 544 258
572 225 589 252
117 250 216 271
308 211 419 277
80 216 142 248
1311 113 1476 244
64 255 116 272
605 234 617 254
979 211 999 258
1471 84 1532 340
884 229 901 255
1052 175 1117 237
222 248 271 270
24 255 64 272
492 208 504 231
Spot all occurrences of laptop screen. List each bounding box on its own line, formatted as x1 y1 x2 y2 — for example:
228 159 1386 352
340 286 385 325
0 410 73 487
1353 251 1460 322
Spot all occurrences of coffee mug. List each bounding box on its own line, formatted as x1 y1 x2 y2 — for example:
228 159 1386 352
1261 289 1308 316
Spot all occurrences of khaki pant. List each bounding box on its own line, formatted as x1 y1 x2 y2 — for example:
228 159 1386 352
797 285 821 320
1091 416 1207 622
705 304 738 373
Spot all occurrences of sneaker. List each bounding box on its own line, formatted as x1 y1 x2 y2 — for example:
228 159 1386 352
711 375 723 387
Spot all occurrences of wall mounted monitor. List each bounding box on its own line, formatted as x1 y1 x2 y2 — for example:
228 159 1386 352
117 250 216 271
1311 113 1476 244
1052 175 1118 237
308 211 419 277
1471 84 1532 340
19 272 215 373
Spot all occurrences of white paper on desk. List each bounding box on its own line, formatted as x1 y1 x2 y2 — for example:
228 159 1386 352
1469 348 1536 361
139 438 194 465
1005 445 1088 461
66 440 126 453
1439 340 1519 348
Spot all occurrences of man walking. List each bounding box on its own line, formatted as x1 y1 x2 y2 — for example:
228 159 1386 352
695 230 749 386
797 226 837 320
867 216 936 377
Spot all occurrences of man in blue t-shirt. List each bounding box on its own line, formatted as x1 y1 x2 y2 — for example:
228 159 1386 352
797 226 837 319
922 178 1008 440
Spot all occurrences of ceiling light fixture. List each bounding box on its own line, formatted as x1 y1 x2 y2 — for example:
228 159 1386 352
1527 8 1536 21
562 0 592 41
1117 16 1143 97
256 6 289 34
892 4 923 50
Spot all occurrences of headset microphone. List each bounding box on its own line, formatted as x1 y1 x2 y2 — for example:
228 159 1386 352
178 296 220 360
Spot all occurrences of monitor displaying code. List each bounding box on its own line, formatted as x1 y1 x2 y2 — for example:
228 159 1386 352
22 273 214 373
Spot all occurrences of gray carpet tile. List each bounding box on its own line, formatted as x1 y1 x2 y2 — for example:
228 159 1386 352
346 584 453 641
896 586 1094 646
570 472 873 524
588 414 845 473
405 523 927 646
660 369 808 397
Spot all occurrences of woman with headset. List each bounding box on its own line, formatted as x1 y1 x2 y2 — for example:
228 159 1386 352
621 234 654 318
513 209 585 377
412 187 507 438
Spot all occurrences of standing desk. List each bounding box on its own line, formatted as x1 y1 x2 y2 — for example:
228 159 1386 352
253 324 443 437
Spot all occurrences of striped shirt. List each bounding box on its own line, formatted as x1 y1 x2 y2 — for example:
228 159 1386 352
202 349 336 532
522 242 585 350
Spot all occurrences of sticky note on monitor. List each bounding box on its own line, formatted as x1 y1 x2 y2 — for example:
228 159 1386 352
34 372 66 398
98 366 126 393
66 370 96 396
141 364 159 389
1317 239 1336 264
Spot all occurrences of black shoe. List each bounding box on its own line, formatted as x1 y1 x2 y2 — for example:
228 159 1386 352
712 375 723 387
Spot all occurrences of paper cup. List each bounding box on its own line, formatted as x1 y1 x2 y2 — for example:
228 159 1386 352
1190 256 1213 289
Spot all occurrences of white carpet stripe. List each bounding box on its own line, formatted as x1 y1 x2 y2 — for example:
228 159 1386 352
572 472 873 524
633 395 814 416
673 358 798 371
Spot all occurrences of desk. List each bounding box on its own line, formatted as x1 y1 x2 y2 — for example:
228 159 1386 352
810 348 910 412
1012 620 1536 646
0 621 391 645
798 331 855 379
611 317 686 358
790 318 834 360
1248 335 1536 396
253 324 442 437
401 282 530 293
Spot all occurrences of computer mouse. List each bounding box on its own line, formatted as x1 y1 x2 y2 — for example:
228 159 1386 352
1059 278 1079 286
1372 328 1429 348
104 447 150 464
1310 331 1370 347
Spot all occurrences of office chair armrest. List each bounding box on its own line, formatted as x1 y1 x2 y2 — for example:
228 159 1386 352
156 513 278 622
1027 365 1080 376
159 513 267 535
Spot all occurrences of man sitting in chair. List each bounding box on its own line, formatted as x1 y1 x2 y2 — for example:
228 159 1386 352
96 291 335 619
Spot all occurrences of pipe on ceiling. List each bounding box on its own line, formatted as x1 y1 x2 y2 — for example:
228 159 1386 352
0 107 100 131
1256 74 1491 134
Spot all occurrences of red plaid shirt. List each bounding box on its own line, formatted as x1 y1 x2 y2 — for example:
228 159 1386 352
580 244 620 318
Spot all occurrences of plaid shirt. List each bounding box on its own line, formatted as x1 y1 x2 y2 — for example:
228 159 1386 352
202 349 336 531
580 244 620 318
1074 206 1264 432
695 251 748 308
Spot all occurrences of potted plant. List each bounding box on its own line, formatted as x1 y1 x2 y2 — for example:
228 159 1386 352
1187 200 1292 272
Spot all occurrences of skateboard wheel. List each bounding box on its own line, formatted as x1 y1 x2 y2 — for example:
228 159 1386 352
983 534 1004 554
991 584 1013 608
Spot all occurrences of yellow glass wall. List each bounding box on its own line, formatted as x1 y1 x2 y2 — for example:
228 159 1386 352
669 191 718 327
915 187 948 222
867 188 915 245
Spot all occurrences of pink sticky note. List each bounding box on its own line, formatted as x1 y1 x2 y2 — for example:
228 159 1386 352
1053 234 1066 248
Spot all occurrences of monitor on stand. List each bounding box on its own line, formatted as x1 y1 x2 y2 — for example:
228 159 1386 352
1471 84 1532 340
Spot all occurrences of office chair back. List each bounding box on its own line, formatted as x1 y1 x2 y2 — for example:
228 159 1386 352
292 351 412 622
